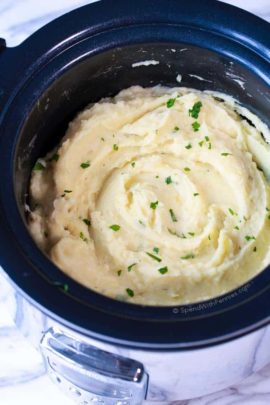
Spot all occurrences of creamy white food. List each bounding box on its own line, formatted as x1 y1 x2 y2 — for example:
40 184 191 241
28 86 270 305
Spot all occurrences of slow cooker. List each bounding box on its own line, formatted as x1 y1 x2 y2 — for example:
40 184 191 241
0 0 270 402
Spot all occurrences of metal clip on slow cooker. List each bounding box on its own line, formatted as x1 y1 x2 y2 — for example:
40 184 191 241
41 328 148 404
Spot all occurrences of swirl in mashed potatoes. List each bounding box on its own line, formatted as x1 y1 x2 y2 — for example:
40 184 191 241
29 86 270 305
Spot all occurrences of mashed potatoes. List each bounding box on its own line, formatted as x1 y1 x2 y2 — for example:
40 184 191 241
28 86 270 305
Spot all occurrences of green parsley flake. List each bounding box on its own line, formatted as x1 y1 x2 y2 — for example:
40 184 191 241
117 270 122 276
181 253 195 260
33 161 45 171
150 201 159 210
169 208 178 222
167 98 176 108
185 143 192 149
126 288 134 297
127 263 137 272
174 126 180 131
253 247 257 252
221 153 231 156
188 232 195 237
80 160 90 169
113 144 119 151
53 282 69 292
110 224 121 231
131 161 135 167
208 142 212 150
79 232 88 242
101 137 105 142
49 153 59 162
198 140 204 147
158 266 168 275
189 101 202 119
228 208 237 216
146 252 162 262
245 235 256 241
234 226 240 230
205 136 210 142
192 121 200 132
64 190 72 193
208 234 211 240
193 193 199 197
165 176 173 184
184 167 191 172
83 218 91 226
153 247 159 254
266 207 270 212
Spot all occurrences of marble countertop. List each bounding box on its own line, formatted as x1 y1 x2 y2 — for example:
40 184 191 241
0 1 269 404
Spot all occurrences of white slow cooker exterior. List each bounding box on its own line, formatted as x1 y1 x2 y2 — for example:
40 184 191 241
1 268 270 403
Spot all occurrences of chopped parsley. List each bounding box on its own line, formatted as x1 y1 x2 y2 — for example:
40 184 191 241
193 193 199 197
221 152 231 156
169 208 178 222
126 288 134 297
101 137 105 142
53 282 69 292
188 232 195 237
117 270 122 276
150 201 159 210
245 235 256 241
189 101 202 119
253 247 257 252
146 252 162 262
153 247 159 254
79 232 88 242
49 153 59 162
228 208 237 216
234 226 240 230
198 140 204 147
167 98 176 108
83 218 91 226
185 143 192 149
208 142 212 150
184 167 191 172
113 143 119 151
181 253 195 260
208 234 211 240
138 220 145 226
205 136 210 142
192 121 200 132
158 266 168 275
110 224 121 231
131 161 135 167
80 160 90 169
266 207 270 212
33 161 45 171
174 126 180 131
64 190 72 193
165 176 173 184
128 263 137 272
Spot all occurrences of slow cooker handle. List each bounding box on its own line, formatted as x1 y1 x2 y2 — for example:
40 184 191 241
41 327 148 404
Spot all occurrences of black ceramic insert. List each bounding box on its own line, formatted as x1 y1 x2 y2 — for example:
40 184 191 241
0 0 269 349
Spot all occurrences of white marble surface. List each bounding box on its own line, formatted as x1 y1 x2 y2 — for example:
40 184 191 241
0 0 270 404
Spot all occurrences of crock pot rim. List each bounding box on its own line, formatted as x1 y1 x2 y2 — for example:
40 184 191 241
0 0 269 349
